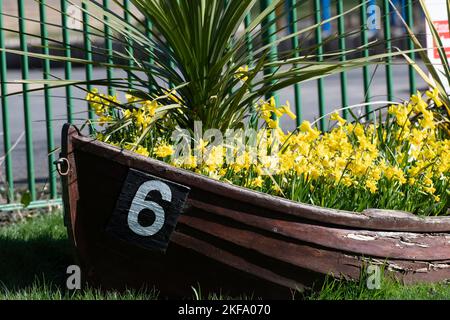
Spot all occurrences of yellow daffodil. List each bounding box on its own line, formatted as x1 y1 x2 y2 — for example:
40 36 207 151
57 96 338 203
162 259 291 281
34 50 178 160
410 91 428 114
299 121 312 133
126 92 140 104
330 112 346 126
266 118 278 129
143 100 159 117
134 109 152 129
426 87 443 107
235 65 249 82
98 115 113 126
155 143 174 158
280 101 297 120
365 180 378 194
135 145 150 157
88 89 449 216
252 176 264 188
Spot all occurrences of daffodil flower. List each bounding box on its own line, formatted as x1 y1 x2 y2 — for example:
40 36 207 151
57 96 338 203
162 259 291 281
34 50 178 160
426 87 443 107
410 91 428 113
251 176 264 188
155 143 174 158
235 65 249 82
330 112 346 126
266 119 278 129
280 101 297 120
299 121 312 133
135 145 150 157
125 92 140 104
87 88 449 216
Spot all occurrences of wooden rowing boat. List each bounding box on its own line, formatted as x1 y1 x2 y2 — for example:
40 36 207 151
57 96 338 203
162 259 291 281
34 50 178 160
58 124 450 298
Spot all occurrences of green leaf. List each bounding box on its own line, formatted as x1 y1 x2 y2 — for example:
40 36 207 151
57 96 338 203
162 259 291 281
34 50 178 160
1 0 400 131
20 192 31 208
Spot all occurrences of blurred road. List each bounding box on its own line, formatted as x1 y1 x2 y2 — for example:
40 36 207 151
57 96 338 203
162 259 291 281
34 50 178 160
0 63 427 185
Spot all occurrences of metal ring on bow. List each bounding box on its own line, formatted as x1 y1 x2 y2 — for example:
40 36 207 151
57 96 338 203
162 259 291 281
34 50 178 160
54 158 70 176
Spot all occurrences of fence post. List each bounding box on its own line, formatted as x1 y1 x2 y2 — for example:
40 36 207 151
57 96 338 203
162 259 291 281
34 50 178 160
406 0 416 94
260 0 280 116
313 0 326 130
288 0 302 125
103 0 114 95
145 18 155 93
60 0 74 124
39 0 57 199
336 0 349 120
18 0 36 201
123 0 134 90
244 12 259 127
82 1 94 132
383 0 394 102
244 13 254 67
360 0 372 120
0 0 13 202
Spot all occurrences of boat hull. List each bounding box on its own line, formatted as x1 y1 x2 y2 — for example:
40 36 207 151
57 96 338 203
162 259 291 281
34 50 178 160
60 125 450 298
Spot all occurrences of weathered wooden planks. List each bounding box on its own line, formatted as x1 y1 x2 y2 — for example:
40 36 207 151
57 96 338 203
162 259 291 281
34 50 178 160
187 199 450 261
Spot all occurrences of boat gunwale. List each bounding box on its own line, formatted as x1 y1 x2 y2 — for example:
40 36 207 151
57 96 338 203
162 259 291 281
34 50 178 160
186 199 450 261
68 128 450 233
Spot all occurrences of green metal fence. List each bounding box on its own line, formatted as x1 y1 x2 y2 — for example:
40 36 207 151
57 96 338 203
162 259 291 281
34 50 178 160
0 0 420 211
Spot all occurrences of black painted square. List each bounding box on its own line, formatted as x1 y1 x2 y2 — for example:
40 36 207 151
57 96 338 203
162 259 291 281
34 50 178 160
106 168 190 252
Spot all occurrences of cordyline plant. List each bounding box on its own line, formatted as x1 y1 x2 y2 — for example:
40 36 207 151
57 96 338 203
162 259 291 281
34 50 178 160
3 0 408 135
2 0 448 215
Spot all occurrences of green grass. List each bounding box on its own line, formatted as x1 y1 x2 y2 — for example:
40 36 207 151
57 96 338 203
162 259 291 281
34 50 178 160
307 276 450 300
0 212 156 300
0 212 449 300
0 212 70 291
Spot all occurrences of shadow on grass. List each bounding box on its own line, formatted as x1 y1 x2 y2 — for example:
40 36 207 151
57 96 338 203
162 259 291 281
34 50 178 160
0 214 74 291
0 213 163 300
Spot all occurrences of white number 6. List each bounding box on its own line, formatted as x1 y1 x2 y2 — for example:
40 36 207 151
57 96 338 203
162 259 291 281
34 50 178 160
127 180 172 237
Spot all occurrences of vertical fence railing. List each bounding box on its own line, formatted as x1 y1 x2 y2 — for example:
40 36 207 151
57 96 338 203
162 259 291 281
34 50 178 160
313 0 326 131
18 0 36 201
383 0 394 102
260 0 280 117
406 0 416 94
145 17 154 93
288 0 302 125
360 0 372 118
82 1 95 130
61 0 74 124
244 14 254 68
123 0 134 90
336 0 349 120
39 0 57 200
0 0 422 211
0 0 13 202
244 11 258 127
103 0 114 96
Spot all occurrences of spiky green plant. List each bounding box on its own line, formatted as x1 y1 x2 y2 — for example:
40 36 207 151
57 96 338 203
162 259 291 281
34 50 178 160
397 0 450 125
2 0 409 135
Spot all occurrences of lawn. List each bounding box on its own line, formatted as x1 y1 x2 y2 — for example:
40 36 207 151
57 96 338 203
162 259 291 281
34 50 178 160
0 212 449 300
